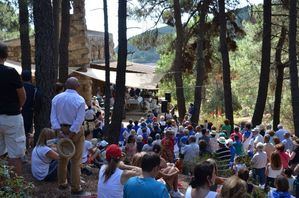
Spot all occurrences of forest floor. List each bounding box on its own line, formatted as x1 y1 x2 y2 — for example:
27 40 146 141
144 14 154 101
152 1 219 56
23 154 190 198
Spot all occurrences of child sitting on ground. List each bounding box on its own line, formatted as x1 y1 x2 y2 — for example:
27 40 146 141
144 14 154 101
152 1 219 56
81 130 95 175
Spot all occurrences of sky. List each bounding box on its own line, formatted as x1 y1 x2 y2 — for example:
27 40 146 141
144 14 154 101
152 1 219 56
85 0 263 47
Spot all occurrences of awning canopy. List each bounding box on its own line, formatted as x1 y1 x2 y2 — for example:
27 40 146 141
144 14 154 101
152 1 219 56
4 60 35 74
73 68 163 90
4 59 78 76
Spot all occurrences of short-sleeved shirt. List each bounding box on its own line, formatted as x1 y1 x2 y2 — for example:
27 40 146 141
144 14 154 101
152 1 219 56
124 177 169 198
31 146 52 180
215 147 231 176
0 65 23 115
82 140 93 163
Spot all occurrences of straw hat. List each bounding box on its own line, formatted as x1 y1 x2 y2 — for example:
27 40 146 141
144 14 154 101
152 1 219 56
57 138 75 158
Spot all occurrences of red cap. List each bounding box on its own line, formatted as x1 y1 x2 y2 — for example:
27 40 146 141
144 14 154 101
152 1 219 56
106 144 122 161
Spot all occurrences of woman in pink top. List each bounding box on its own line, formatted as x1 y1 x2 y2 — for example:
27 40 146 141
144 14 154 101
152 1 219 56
275 143 290 169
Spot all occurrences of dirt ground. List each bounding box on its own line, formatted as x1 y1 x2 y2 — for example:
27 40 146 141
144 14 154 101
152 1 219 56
23 155 190 198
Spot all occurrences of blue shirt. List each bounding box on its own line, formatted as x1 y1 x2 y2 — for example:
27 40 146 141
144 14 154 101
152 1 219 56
124 177 169 198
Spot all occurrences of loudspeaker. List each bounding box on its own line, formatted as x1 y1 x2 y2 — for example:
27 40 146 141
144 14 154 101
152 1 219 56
161 100 168 113
165 93 171 102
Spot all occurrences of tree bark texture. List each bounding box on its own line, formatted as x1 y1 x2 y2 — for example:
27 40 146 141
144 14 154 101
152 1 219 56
288 0 299 137
273 26 286 131
18 0 31 74
191 1 209 125
58 0 70 83
108 0 127 144
103 0 111 134
53 0 60 79
173 0 186 121
219 0 234 127
33 0 56 142
251 0 271 127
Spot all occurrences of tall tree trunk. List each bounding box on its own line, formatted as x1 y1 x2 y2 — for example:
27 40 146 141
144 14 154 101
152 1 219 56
289 0 299 137
191 1 209 125
252 0 271 127
58 0 70 83
219 0 234 127
108 0 127 144
53 0 60 79
103 0 111 134
173 0 186 121
33 0 56 142
18 0 31 74
273 26 286 131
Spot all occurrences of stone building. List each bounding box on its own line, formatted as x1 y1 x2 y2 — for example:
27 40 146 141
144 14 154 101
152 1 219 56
5 0 114 102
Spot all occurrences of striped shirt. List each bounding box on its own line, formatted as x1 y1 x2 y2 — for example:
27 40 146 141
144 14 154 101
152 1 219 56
216 147 231 177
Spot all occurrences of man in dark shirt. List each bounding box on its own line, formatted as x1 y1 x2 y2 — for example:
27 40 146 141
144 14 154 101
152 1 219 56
0 42 26 175
21 70 36 149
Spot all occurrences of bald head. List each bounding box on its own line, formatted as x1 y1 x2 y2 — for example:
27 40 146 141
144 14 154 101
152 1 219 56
65 77 80 90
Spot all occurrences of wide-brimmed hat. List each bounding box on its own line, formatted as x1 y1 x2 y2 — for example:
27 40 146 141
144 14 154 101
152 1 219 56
57 138 75 158
210 130 217 136
256 142 264 150
218 137 226 145
106 144 122 161
252 127 260 133
293 138 299 146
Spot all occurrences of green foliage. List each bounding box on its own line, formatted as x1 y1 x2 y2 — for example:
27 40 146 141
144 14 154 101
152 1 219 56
0 161 34 197
0 0 19 40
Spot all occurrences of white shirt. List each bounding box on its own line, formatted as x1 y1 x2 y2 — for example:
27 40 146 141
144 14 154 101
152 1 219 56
253 134 264 145
267 164 283 178
82 140 93 163
182 143 199 163
153 139 161 146
195 132 203 144
51 89 86 133
31 146 52 181
142 144 153 152
275 129 288 141
85 109 96 120
97 165 124 198
137 127 151 136
251 151 267 169
185 186 217 198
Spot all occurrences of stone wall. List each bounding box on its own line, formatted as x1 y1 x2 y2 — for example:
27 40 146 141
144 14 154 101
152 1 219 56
5 0 114 102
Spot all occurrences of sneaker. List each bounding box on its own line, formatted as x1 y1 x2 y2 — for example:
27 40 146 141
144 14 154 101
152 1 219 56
71 190 91 197
171 190 184 198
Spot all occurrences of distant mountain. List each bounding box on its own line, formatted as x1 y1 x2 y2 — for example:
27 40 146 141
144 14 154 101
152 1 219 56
115 26 175 65
115 6 251 65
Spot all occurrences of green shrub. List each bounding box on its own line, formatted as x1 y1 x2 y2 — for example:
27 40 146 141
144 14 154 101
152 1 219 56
0 162 34 197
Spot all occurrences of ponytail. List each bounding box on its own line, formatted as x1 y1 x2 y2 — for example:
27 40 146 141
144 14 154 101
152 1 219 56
104 158 119 183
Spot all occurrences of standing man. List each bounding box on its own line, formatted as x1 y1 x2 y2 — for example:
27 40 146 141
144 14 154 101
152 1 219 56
21 70 36 149
0 42 26 176
50 77 90 196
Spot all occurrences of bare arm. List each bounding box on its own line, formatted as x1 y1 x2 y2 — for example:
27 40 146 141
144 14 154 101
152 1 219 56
120 168 142 185
290 151 296 160
265 164 269 176
16 87 26 109
46 149 60 160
